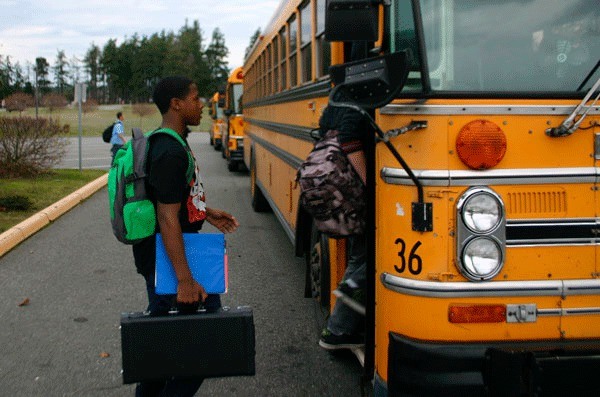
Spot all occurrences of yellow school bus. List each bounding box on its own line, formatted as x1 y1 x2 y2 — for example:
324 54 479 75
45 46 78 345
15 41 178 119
244 0 600 395
208 90 225 150
223 67 246 172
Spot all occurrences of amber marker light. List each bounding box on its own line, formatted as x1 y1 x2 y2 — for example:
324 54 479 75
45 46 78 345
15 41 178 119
448 304 506 323
456 120 507 170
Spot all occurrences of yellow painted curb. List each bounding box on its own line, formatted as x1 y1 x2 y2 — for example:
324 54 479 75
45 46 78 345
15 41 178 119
0 173 108 258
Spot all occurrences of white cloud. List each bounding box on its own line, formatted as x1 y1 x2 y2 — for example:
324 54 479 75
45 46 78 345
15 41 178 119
0 0 279 70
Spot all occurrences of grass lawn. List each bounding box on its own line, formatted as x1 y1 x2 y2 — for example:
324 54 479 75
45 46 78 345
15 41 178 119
0 169 107 233
0 104 212 137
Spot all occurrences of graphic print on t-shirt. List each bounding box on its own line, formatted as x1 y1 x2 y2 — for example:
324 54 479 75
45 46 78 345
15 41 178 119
187 160 207 223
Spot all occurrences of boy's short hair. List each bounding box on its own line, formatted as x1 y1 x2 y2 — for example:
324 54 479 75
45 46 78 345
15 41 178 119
116 112 123 119
153 76 194 114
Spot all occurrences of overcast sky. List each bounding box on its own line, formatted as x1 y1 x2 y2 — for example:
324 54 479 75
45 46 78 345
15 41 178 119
0 0 280 72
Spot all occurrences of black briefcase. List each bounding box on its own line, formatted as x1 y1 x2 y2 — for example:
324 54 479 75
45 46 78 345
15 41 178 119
120 306 255 384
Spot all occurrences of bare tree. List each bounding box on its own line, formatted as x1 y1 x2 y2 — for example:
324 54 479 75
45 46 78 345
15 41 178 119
81 98 99 113
4 92 34 115
0 116 68 177
132 103 156 129
41 93 68 113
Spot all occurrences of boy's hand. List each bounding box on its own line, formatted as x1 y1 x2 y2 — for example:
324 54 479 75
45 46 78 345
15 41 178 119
177 278 207 304
206 208 239 233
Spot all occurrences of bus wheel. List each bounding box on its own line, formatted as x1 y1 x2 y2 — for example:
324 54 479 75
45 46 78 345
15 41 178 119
209 137 214 146
250 154 270 212
214 143 221 151
307 225 330 310
227 160 237 172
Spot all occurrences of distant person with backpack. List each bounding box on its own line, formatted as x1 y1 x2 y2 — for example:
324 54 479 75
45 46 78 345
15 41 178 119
132 76 239 397
110 112 126 163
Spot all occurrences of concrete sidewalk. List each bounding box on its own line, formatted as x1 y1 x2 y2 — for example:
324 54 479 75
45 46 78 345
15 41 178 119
0 173 108 258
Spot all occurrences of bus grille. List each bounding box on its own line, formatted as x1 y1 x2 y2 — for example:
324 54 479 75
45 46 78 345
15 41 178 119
505 190 567 217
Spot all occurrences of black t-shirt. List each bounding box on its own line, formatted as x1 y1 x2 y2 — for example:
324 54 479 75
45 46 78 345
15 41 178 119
132 132 206 277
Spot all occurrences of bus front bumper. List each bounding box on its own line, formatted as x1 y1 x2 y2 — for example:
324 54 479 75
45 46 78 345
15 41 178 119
229 148 244 162
387 332 600 396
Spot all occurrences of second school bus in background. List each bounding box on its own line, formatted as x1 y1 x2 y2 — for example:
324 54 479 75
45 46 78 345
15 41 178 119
243 0 600 396
208 90 225 151
223 67 246 172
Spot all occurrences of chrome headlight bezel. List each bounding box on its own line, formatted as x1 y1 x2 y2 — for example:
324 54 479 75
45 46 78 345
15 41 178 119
456 187 506 282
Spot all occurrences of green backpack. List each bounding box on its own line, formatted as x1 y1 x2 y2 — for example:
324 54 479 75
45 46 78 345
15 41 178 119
108 127 195 244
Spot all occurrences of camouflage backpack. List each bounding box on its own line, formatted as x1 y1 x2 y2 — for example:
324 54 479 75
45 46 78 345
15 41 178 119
297 129 365 238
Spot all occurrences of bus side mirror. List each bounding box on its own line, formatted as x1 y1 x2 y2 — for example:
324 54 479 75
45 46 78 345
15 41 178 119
218 99 225 107
328 50 412 109
325 0 380 42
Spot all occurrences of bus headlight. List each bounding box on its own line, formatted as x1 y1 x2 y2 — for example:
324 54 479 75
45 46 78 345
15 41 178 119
456 187 505 282
462 237 503 280
462 192 501 233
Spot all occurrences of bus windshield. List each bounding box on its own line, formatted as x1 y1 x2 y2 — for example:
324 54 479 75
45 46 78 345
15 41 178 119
231 83 243 114
390 0 600 93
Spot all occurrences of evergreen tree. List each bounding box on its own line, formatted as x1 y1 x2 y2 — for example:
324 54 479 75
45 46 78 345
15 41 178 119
84 44 101 101
245 28 262 60
34 57 51 94
53 50 69 95
0 55 11 98
205 28 230 95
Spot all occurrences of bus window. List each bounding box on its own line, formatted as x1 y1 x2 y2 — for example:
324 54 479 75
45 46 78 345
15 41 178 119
289 14 298 87
412 0 600 92
388 0 422 92
300 1 312 83
280 27 287 90
273 36 280 92
316 0 330 78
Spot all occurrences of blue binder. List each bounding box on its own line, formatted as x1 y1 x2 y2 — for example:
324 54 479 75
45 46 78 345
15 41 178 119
155 233 227 294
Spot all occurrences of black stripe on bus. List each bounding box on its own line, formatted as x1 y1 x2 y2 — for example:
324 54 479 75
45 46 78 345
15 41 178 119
244 79 331 108
506 219 600 245
247 132 304 170
246 119 315 143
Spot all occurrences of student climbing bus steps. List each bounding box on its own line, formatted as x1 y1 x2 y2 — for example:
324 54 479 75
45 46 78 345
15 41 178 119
242 0 600 395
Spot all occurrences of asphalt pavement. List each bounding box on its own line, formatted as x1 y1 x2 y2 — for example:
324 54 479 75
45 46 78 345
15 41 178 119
0 132 362 396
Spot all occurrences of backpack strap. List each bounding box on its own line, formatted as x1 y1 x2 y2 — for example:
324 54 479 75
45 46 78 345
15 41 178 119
146 128 195 183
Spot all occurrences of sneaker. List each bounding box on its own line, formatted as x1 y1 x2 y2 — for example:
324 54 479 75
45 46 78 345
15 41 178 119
319 328 364 350
333 281 366 315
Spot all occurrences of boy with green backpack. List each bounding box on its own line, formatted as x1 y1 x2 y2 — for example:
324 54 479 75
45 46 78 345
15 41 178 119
108 76 239 396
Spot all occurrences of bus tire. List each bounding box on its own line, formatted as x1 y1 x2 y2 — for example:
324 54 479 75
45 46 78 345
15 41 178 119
227 160 237 172
306 224 330 310
250 153 270 212
214 142 221 151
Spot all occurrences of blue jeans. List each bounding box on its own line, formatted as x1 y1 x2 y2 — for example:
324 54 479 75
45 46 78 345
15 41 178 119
135 273 221 397
326 234 366 336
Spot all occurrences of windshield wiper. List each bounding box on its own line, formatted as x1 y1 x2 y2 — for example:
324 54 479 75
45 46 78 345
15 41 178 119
577 59 600 92
546 75 600 137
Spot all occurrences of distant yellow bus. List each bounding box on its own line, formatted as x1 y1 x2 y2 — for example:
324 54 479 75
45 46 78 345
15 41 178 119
223 67 246 172
244 1 600 395
208 90 225 150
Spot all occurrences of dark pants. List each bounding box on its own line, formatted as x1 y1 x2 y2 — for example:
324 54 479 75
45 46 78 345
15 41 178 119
135 273 221 397
111 143 123 165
